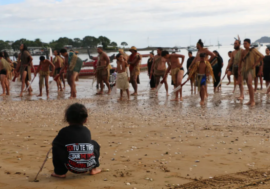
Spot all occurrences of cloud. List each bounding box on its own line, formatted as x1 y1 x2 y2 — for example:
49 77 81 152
0 0 269 47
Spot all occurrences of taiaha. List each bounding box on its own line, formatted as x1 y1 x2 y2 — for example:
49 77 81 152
25 76 36 91
216 74 227 89
33 147 52 182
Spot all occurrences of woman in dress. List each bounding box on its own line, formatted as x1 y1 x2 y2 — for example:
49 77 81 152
147 52 155 89
263 47 270 94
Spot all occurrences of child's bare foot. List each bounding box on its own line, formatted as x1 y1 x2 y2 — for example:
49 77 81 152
171 98 179 101
166 93 170 96
107 89 111 95
51 173 66 178
131 93 138 96
0 94 6 96
118 98 123 101
19 93 23 97
180 97 183 101
245 101 251 105
47 95 49 99
250 102 255 106
227 81 231 85
37 94 42 97
200 101 205 105
96 92 103 95
237 96 244 100
90 168 102 175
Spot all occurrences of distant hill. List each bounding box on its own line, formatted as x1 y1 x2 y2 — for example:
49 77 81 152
254 36 270 43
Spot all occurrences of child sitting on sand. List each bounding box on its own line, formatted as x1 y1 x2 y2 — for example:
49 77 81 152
182 53 214 105
51 103 101 178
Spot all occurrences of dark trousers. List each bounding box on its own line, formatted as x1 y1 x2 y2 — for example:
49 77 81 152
53 140 100 175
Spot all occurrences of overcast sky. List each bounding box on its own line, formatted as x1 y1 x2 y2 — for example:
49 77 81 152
1 0 269 47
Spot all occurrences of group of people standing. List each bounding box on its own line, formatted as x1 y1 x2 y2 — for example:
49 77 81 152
0 38 269 106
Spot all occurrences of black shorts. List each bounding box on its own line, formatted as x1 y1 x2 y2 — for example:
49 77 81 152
0 69 7 75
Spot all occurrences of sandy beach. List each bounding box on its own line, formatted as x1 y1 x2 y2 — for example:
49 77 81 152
1 72 270 189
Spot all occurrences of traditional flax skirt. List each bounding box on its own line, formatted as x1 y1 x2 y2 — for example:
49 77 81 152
96 66 108 83
171 68 180 85
195 74 206 91
116 72 129 90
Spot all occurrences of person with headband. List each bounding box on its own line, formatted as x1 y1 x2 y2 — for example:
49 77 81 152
226 36 245 99
240 38 264 106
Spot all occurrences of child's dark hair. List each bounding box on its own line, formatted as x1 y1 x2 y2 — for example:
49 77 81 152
40 56 45 61
116 53 122 59
65 103 88 124
200 53 206 58
161 50 169 57
60 49 67 53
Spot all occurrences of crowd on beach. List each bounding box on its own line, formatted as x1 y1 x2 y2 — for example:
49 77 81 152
0 37 269 106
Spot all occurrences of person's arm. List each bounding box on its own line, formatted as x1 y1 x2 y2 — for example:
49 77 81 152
60 56 68 73
164 61 172 78
150 58 155 79
104 54 110 68
226 56 234 72
206 49 216 62
175 54 185 66
129 55 141 66
48 60 55 76
253 49 265 69
141 54 150 58
125 62 130 81
36 61 42 75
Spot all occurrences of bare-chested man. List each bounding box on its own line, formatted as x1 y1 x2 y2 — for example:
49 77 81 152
150 47 170 96
59 49 83 99
128 46 142 96
116 53 130 100
36 56 55 98
0 53 11 96
226 38 244 99
240 39 264 106
53 50 63 91
162 51 185 101
15 44 36 97
91 47 111 95
182 53 214 105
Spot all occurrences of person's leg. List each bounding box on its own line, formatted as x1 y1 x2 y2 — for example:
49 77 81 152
227 71 231 85
190 80 193 91
246 74 255 106
177 70 184 101
260 75 263 90
60 73 66 89
155 75 160 88
200 85 205 105
45 75 49 98
237 75 244 100
126 89 130 100
119 89 123 100
0 75 6 96
205 83 208 98
131 75 138 95
267 81 270 94
5 76 10 95
37 75 43 97
72 72 78 97
254 77 258 92
89 140 101 175
52 146 68 178
102 77 111 95
164 77 169 96
19 71 27 97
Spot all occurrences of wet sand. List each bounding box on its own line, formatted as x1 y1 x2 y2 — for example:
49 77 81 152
1 72 270 189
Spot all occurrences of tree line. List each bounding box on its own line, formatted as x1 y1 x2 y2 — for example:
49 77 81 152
0 36 129 51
